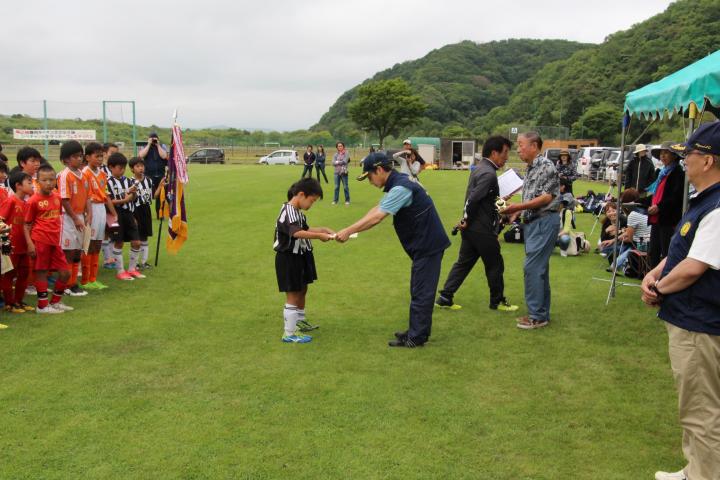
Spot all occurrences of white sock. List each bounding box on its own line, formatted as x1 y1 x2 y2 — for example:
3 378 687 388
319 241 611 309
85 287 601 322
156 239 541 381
283 304 300 336
141 241 149 264
298 309 306 322
128 248 140 272
102 240 113 262
113 248 125 272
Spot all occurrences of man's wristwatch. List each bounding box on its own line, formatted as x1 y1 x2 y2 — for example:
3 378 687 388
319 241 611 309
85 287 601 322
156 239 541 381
651 280 664 296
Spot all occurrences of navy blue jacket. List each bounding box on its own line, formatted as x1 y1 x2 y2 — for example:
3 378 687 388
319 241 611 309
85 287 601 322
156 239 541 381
383 170 450 259
659 182 720 335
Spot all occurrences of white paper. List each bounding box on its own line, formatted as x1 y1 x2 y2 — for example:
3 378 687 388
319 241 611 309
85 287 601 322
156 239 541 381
498 168 524 199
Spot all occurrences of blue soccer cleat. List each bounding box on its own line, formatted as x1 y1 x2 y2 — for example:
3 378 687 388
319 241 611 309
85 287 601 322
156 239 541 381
282 334 312 344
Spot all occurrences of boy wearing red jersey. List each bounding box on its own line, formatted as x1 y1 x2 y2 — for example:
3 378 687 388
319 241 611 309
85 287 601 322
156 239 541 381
0 171 35 313
24 165 72 314
57 141 91 297
81 142 117 289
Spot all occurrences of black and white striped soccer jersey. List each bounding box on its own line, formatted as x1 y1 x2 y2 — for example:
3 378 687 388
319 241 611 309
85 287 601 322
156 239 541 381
107 175 135 212
134 176 154 207
273 203 312 254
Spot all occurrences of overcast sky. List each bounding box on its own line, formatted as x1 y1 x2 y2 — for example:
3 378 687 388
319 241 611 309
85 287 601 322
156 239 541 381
2 0 672 131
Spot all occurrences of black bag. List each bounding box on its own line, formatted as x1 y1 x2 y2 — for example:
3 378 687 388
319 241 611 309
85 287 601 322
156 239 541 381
503 222 524 243
624 250 650 279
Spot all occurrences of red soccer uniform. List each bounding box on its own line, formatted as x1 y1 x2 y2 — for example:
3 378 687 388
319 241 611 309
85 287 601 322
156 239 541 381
0 187 9 205
25 191 63 246
0 195 29 254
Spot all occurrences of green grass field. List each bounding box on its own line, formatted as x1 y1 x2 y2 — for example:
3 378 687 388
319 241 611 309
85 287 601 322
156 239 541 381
0 165 682 479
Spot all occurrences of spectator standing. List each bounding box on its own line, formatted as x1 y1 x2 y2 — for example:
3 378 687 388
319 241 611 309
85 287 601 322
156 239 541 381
500 132 560 330
555 149 578 194
137 132 168 219
332 141 350 205
624 144 657 195
301 145 315 179
644 142 686 268
315 145 328 183
641 122 720 480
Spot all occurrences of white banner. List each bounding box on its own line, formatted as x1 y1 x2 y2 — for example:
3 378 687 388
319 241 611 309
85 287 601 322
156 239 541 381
13 129 97 141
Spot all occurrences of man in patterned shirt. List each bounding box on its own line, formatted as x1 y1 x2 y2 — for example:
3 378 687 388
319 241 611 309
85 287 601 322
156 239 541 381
501 132 560 330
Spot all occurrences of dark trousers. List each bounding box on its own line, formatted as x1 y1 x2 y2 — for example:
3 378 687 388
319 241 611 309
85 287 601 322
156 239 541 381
440 230 505 306
316 165 328 183
301 164 314 178
408 251 444 343
649 223 674 269
150 175 165 218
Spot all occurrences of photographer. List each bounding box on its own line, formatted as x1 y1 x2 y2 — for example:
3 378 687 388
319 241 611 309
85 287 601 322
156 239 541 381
435 136 518 312
138 132 168 218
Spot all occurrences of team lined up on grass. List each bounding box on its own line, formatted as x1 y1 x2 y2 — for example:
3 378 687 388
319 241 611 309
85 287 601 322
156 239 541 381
0 141 161 328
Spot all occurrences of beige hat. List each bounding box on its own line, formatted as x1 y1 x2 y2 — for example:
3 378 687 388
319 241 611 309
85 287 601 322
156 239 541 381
633 144 648 154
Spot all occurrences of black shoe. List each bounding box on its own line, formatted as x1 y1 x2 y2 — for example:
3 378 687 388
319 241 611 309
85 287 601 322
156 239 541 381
394 330 408 340
388 337 424 348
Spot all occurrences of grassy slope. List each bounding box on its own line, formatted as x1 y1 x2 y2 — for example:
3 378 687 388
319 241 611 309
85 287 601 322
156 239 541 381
0 165 681 479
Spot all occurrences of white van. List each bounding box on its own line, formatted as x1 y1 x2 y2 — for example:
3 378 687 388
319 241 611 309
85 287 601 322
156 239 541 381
576 147 608 177
258 150 298 165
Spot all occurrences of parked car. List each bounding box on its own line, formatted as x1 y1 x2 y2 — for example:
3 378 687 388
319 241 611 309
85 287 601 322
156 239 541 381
258 150 298 165
576 147 608 177
604 148 634 183
186 148 225 164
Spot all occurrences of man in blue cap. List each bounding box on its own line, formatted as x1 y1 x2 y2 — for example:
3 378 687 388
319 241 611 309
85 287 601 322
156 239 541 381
335 152 450 347
641 122 720 480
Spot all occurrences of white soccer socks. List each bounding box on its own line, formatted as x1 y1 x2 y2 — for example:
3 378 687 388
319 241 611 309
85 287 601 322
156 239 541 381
283 304 301 336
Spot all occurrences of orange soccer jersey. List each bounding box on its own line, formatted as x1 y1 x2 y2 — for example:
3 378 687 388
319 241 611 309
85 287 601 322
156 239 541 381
83 166 108 204
57 167 90 214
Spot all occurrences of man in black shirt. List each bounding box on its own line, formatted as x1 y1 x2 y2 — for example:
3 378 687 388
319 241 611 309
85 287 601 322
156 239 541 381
436 136 519 312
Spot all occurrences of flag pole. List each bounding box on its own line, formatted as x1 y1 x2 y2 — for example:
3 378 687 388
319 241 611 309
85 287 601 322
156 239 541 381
154 109 179 267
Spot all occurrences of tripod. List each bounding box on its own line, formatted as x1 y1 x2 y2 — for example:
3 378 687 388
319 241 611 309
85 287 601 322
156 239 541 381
588 181 616 239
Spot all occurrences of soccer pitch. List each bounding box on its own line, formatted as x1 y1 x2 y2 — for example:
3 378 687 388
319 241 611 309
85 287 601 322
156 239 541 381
0 165 681 479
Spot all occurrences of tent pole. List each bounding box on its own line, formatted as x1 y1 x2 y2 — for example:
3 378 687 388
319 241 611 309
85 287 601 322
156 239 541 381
606 113 630 305
682 102 699 213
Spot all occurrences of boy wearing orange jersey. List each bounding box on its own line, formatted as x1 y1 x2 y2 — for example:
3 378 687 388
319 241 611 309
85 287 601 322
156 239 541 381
81 142 117 289
56 141 91 296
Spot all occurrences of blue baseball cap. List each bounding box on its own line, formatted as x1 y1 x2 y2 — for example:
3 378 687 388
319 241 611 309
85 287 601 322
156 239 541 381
673 121 720 156
357 152 393 181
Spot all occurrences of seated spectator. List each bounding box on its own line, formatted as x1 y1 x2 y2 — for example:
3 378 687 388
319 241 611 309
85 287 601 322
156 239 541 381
557 195 576 257
597 202 626 260
610 188 651 273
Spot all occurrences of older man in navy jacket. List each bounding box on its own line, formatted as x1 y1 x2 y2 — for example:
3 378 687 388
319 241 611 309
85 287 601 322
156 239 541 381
642 122 720 480
336 152 450 348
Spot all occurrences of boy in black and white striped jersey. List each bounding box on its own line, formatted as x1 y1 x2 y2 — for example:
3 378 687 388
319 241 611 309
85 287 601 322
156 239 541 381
106 153 143 281
129 157 157 270
274 178 335 343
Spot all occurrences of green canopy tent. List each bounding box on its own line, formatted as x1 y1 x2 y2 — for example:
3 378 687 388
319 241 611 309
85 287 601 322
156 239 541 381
624 49 720 121
606 49 720 303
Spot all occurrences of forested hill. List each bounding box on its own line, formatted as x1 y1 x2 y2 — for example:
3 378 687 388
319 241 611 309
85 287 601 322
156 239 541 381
315 0 720 144
313 39 592 139
475 0 720 143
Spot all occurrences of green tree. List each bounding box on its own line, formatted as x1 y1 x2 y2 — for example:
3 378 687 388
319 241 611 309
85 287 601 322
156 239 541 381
571 102 622 144
347 78 426 148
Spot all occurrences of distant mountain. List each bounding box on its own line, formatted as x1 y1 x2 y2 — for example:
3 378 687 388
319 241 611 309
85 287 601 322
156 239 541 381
314 0 720 144
313 39 593 138
475 0 720 142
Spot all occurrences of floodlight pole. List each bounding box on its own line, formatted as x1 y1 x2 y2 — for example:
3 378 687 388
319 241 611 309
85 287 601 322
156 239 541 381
606 113 629 304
